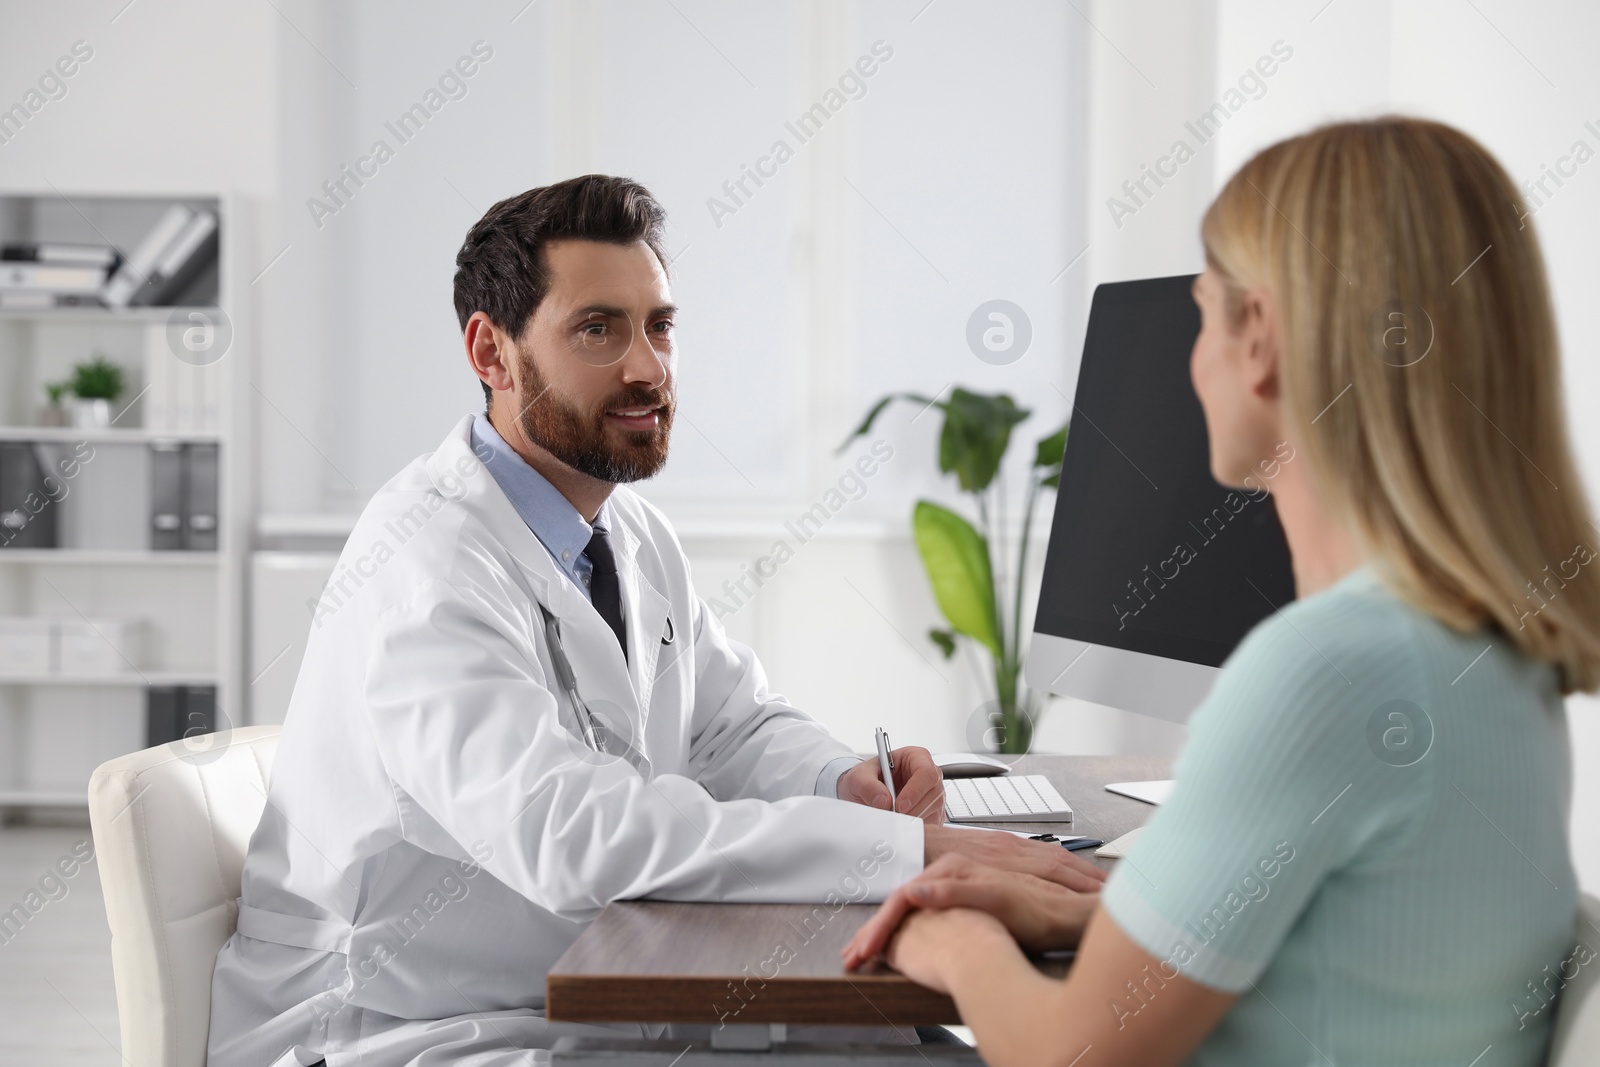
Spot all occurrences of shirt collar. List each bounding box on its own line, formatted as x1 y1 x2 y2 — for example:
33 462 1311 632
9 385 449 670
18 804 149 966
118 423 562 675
470 413 607 578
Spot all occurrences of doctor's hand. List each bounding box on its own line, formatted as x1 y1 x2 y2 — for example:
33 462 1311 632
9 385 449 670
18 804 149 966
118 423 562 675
838 748 945 826
841 853 1098 968
922 823 1107 892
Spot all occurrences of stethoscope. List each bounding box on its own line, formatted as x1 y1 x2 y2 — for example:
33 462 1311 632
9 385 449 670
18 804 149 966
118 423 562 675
539 605 605 752
538 604 673 754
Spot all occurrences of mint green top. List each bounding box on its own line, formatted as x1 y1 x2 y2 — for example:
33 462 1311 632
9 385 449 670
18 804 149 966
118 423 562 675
1102 566 1577 1066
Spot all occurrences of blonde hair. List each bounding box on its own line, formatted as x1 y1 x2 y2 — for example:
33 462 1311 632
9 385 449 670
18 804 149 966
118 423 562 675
1202 117 1600 693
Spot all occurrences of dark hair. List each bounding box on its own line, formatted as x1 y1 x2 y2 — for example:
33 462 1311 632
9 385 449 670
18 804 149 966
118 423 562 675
453 175 670 407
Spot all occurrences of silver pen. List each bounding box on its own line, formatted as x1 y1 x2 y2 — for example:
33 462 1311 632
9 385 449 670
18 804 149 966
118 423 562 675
874 727 897 810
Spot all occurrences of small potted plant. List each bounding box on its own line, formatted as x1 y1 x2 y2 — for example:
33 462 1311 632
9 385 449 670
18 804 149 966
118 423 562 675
68 353 125 428
38 380 69 426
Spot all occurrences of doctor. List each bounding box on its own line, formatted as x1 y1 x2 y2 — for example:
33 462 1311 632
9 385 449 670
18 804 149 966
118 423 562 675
207 175 1103 1067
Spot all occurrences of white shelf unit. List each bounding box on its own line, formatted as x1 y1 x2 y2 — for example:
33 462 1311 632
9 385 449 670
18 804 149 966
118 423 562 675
0 191 251 811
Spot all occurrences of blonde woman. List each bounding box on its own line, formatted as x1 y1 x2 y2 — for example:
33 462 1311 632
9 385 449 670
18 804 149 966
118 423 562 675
845 117 1600 1066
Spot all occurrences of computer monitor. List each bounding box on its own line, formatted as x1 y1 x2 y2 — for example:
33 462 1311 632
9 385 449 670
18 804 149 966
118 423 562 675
1026 274 1296 724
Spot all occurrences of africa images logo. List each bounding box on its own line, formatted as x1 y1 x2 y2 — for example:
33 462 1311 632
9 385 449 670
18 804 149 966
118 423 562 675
1365 699 1433 768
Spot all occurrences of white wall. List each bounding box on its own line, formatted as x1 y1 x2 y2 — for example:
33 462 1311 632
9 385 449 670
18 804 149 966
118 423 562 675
247 0 1097 764
0 2 277 194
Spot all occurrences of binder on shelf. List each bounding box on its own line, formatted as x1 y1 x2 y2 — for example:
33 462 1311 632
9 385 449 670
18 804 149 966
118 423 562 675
150 685 218 746
148 441 220 549
185 442 219 551
0 443 59 549
102 205 193 308
145 685 181 746
149 440 185 550
183 685 217 737
130 209 218 307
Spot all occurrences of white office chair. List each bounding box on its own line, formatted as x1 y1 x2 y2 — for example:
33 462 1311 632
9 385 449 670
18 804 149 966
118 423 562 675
1548 891 1600 1066
87 725 281 1067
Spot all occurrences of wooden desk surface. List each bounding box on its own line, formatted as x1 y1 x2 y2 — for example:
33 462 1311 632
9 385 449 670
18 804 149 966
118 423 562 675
546 754 1172 1026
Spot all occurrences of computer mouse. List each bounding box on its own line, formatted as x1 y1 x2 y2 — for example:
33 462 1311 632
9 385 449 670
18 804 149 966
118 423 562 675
933 752 1014 778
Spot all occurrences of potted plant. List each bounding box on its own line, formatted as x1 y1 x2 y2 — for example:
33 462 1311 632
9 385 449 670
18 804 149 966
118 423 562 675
68 353 125 428
841 388 1067 753
38 380 69 426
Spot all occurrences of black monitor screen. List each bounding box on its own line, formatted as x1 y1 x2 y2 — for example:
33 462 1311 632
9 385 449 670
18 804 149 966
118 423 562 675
1033 274 1296 667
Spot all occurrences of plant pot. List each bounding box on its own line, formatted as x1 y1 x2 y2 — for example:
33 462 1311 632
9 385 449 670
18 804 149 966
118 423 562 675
36 404 66 427
70 398 113 428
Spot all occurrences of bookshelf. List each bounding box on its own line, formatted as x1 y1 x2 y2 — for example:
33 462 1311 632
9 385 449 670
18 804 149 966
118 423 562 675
0 191 250 814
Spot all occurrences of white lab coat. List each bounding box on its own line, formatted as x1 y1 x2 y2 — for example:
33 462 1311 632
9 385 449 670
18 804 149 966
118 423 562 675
207 416 924 1067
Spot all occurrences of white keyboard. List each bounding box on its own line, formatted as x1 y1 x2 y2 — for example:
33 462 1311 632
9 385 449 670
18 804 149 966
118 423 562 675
944 774 1074 823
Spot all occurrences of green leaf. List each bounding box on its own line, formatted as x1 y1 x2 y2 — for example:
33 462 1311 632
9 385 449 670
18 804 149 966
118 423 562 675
836 392 936 454
913 500 1001 659
1033 421 1068 468
1034 420 1069 489
938 388 1030 492
928 628 958 659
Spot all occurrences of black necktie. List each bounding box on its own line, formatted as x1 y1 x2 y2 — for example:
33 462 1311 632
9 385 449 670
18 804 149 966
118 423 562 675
585 525 628 664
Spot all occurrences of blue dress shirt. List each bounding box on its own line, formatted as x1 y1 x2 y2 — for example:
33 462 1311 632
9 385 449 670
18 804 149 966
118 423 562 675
471 413 608 604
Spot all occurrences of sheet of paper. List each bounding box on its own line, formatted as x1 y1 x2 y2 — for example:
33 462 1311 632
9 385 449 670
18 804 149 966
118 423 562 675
1105 779 1174 805
1096 825 1145 859
942 823 1090 843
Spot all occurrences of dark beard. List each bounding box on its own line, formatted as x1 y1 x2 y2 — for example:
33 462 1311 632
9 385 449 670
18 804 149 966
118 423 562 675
514 345 674 484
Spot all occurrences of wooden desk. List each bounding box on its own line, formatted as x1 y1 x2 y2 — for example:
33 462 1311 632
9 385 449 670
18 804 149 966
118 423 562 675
547 754 1171 1026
